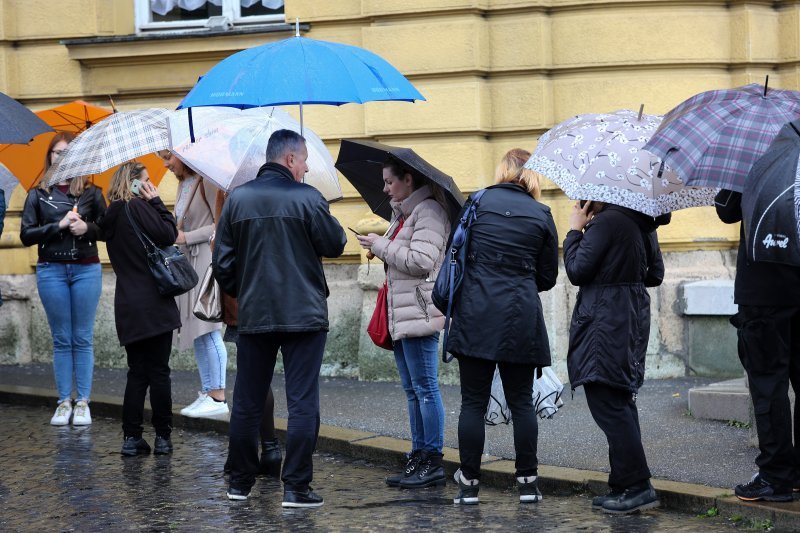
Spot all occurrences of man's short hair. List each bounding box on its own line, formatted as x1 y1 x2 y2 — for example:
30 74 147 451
266 129 306 163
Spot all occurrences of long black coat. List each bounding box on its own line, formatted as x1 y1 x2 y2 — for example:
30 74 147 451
100 197 180 346
445 183 559 365
563 205 666 392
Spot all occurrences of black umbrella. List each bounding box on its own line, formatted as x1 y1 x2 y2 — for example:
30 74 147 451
0 92 52 144
742 120 800 266
335 139 464 222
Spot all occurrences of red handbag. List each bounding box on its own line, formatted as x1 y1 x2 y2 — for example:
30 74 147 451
366 218 404 350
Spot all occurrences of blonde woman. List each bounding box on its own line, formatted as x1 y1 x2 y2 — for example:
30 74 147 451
20 132 106 426
445 148 558 505
99 162 179 456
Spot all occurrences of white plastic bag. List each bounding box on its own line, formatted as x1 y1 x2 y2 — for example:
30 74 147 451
484 367 564 425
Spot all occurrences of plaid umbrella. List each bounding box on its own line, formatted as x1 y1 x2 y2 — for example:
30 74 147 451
46 108 170 186
525 109 717 217
741 121 800 266
643 83 800 192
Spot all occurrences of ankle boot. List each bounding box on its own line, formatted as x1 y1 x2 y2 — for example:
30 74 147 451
399 451 445 489
386 450 422 487
258 439 282 477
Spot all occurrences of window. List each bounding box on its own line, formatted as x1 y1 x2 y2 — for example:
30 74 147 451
136 0 285 31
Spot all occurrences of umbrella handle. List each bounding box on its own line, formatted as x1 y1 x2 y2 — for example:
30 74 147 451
637 104 644 121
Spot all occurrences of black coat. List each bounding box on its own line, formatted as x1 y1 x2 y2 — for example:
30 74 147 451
563 205 666 392
213 163 346 334
20 185 106 261
445 183 559 365
100 197 180 346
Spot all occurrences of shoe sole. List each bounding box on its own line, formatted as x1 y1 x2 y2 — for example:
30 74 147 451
520 494 542 503
399 478 447 489
72 419 92 426
736 494 793 502
184 409 229 418
226 492 249 501
453 497 479 505
120 450 151 457
154 449 173 455
603 500 660 514
50 420 70 426
282 501 324 508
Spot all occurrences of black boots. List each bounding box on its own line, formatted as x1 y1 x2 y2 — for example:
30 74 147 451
399 450 445 489
121 436 151 456
386 450 422 487
602 481 660 514
258 439 282 477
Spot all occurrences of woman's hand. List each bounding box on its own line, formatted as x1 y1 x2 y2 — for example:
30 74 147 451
58 210 80 229
569 201 593 231
139 181 159 201
356 233 379 249
69 218 88 236
175 230 186 245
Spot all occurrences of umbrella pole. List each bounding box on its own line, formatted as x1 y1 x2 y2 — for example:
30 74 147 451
188 107 195 143
299 101 304 136
637 103 644 121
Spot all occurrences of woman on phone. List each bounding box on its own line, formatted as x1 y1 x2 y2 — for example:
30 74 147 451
20 132 106 426
100 162 180 456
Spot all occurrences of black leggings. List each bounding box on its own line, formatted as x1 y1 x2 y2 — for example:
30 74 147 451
122 331 173 439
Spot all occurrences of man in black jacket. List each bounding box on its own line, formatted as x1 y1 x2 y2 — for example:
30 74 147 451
213 129 346 507
716 189 800 502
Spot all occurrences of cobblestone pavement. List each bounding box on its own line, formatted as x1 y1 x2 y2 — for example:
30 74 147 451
0 404 743 532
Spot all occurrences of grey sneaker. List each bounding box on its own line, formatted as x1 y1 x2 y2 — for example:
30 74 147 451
517 475 542 503
452 468 479 505
602 483 659 514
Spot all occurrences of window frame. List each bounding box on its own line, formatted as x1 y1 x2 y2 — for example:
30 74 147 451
135 0 285 32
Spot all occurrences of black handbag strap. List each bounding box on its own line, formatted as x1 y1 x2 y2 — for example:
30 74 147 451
125 201 157 252
442 188 487 363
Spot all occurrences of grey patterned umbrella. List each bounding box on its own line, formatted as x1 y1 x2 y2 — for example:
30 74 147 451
46 108 170 185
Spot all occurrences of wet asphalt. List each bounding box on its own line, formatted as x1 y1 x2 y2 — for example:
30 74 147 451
0 403 744 532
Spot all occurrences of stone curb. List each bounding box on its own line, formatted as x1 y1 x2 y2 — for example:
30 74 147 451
2 384 799 530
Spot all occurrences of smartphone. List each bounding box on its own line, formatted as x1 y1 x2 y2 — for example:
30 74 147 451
130 178 142 197
579 199 588 209
347 227 362 236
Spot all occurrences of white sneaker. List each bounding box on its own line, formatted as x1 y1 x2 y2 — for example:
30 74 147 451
50 400 72 426
72 400 92 426
184 395 229 419
180 392 208 416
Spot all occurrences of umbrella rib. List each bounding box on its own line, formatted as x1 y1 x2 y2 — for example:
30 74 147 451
751 183 794 262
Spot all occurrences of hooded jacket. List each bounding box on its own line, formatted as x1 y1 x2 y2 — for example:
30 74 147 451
563 204 667 392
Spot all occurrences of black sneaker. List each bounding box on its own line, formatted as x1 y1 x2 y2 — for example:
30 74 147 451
794 478 800 493
735 473 792 502
517 474 542 503
399 451 446 489
121 436 151 457
386 450 422 487
282 488 324 508
153 435 173 455
452 468 479 505
226 486 250 501
592 489 623 509
258 439 282 477
602 483 659 514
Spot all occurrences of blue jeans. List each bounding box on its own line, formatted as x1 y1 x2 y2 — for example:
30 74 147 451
193 330 227 392
394 333 445 453
36 262 102 403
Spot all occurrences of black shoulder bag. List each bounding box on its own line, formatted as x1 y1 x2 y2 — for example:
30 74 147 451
432 188 487 363
125 201 198 297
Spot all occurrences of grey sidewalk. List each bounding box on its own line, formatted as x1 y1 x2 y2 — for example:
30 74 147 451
2 363 800 529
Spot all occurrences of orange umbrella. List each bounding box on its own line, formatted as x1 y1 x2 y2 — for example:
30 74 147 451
0 100 167 192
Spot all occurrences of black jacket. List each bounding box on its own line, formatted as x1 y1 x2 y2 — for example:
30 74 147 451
20 185 106 261
715 189 800 307
100 197 180 346
213 163 346 334
446 183 559 365
563 204 666 392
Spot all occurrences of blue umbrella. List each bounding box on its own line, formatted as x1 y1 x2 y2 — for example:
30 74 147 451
178 24 424 131
0 92 52 144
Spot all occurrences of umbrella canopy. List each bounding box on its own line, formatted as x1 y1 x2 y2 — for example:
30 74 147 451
525 109 717 217
0 101 166 191
179 35 425 110
46 108 171 186
167 106 341 201
643 83 800 192
0 91 52 144
0 163 19 205
741 121 800 266
335 139 464 222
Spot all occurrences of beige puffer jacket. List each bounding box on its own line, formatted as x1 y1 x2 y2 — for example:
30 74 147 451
371 185 450 340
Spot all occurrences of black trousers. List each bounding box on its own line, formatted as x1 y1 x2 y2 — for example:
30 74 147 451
733 305 800 487
584 382 651 490
122 331 173 439
228 331 326 492
457 355 538 480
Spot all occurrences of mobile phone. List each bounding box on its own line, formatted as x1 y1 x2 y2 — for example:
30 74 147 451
347 227 362 236
130 179 142 196
579 199 587 209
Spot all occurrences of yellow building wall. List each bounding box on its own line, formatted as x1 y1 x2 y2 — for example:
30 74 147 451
0 0 793 272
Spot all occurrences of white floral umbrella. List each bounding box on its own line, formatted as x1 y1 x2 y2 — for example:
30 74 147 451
525 109 718 217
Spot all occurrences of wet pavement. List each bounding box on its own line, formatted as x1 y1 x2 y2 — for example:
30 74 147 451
0 403 745 532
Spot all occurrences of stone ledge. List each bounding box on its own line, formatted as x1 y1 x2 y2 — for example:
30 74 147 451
678 280 737 316
687 378 750 423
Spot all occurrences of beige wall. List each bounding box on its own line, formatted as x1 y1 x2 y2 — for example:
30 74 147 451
1 0 798 273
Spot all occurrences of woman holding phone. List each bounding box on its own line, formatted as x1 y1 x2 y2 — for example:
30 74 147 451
20 132 106 427
100 162 180 456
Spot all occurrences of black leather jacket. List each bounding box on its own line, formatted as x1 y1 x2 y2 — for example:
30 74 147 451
20 185 106 261
213 163 346 334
